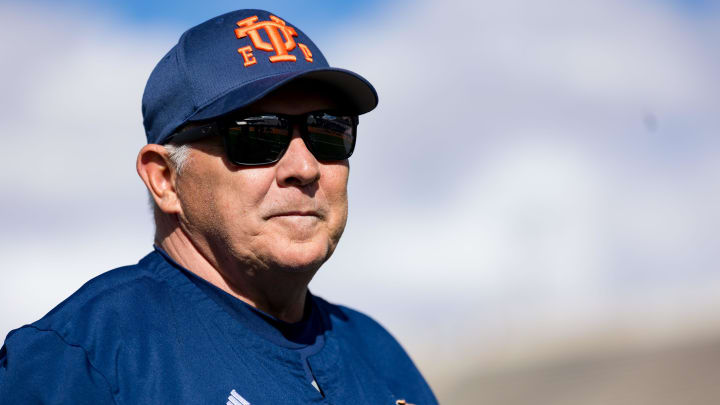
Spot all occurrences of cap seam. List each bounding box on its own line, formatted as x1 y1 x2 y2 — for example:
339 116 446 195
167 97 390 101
175 32 198 110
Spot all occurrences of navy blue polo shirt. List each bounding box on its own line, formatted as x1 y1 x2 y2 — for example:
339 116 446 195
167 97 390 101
0 249 437 404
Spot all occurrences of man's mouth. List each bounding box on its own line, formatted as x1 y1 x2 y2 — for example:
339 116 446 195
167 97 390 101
266 211 322 219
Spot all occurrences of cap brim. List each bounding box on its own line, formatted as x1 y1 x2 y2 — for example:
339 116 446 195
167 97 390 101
187 67 378 122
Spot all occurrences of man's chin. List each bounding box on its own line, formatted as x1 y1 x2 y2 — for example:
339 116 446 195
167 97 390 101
267 215 322 240
267 243 332 274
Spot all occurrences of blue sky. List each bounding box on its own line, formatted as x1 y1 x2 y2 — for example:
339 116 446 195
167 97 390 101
21 0 384 32
668 0 719 13
15 0 718 23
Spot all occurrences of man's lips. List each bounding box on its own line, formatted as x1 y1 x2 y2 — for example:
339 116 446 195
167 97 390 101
265 211 323 219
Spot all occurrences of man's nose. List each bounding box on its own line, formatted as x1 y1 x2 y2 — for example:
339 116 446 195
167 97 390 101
275 125 320 187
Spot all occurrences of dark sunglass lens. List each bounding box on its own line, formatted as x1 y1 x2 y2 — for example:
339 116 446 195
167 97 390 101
225 115 291 164
305 113 356 160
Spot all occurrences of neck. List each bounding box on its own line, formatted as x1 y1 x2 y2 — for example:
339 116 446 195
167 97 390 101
156 217 313 323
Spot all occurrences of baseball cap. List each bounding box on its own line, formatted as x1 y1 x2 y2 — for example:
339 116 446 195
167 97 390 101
142 9 378 145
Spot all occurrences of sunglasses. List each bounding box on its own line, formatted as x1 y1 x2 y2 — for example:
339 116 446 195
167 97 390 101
167 111 359 166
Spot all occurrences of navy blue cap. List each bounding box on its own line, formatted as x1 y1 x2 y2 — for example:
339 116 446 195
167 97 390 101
142 9 378 144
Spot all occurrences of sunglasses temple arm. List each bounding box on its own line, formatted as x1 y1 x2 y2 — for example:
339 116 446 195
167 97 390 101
166 122 219 144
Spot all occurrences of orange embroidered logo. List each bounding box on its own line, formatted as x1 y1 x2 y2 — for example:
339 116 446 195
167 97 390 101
234 15 313 67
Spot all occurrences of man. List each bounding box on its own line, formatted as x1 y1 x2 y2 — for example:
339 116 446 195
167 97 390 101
0 9 437 405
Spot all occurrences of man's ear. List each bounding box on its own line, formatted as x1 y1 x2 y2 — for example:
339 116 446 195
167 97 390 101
136 144 182 215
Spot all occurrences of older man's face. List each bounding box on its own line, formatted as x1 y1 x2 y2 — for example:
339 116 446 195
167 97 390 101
174 86 350 274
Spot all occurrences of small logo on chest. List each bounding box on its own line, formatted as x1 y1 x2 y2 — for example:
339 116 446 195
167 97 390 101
226 389 250 405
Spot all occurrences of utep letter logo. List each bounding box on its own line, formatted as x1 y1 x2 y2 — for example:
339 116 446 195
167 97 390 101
234 15 313 67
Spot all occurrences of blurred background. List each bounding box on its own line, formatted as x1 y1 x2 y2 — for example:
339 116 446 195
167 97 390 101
1 0 719 403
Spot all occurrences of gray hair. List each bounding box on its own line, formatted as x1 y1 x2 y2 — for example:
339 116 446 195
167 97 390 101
147 143 192 214
164 143 192 174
